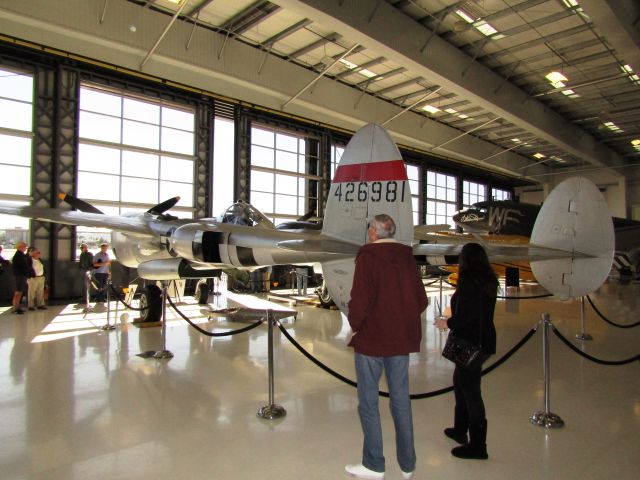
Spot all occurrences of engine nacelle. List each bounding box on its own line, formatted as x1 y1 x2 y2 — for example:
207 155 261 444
170 223 225 264
137 258 221 280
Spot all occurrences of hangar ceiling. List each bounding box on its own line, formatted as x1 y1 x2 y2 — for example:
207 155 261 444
1 0 639 184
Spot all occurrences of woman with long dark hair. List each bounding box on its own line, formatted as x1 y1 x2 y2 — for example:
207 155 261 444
436 242 498 459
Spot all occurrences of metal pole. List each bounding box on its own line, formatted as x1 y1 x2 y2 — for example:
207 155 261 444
257 310 286 420
575 296 593 341
83 271 93 313
100 275 115 331
530 313 564 428
439 276 443 317
154 281 174 359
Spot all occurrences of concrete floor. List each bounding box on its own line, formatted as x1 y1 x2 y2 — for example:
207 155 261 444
0 280 638 480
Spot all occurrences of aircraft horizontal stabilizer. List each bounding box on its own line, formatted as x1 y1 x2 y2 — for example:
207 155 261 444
0 205 153 237
277 238 361 255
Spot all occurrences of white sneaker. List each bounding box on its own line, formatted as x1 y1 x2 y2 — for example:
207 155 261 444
402 471 414 479
345 463 385 479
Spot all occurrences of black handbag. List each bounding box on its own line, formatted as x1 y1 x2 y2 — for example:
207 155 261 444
441 293 482 369
442 333 481 368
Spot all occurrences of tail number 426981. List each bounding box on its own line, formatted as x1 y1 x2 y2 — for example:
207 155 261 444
333 181 406 203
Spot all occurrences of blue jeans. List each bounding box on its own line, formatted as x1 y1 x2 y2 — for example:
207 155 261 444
355 353 416 473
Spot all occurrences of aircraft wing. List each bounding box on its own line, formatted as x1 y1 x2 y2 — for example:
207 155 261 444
413 241 591 262
0 204 153 237
413 224 451 239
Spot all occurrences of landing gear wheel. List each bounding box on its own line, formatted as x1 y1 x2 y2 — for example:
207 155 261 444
317 281 335 309
194 280 210 305
139 285 162 322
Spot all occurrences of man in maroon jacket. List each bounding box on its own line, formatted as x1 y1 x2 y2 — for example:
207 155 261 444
345 214 428 480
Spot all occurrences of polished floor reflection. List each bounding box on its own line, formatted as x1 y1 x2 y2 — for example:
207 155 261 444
0 280 638 480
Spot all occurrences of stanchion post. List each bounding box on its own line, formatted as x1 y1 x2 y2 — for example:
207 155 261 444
257 309 286 420
100 275 116 331
530 313 564 428
575 296 593 341
83 270 93 313
438 276 443 316
154 281 174 359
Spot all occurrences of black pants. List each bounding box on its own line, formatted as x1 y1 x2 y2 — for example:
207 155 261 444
452 354 490 430
94 273 108 302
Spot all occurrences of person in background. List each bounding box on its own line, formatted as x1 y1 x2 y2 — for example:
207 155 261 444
0 244 10 275
435 242 498 460
26 248 47 310
295 266 308 295
11 242 29 314
78 243 94 304
92 243 111 304
345 214 428 480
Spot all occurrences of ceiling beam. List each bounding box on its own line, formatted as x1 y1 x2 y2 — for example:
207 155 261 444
276 0 625 171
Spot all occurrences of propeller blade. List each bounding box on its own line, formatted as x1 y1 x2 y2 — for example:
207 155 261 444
58 193 104 214
147 196 180 215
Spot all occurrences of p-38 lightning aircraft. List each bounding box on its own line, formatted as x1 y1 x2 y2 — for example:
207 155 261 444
0 123 614 320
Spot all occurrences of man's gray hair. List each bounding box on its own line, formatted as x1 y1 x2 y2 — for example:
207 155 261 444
370 214 396 239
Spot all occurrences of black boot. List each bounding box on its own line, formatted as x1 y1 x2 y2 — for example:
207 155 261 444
444 405 468 444
451 420 488 460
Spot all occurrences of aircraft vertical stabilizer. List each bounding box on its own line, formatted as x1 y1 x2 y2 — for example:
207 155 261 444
321 123 413 311
530 177 614 299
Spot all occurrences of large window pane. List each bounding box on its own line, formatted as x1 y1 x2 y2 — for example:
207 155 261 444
77 172 120 201
161 156 193 183
79 111 122 143
78 143 120 174
123 98 159 123
252 127 274 148
0 99 33 131
0 68 33 247
162 107 194 130
275 150 298 171
78 84 196 229
121 177 158 203
275 194 298 215
0 165 30 195
251 170 274 191
122 119 159 149
426 170 456 228
122 151 159 179
212 117 235 214
251 124 320 222
161 126 193 155
0 68 33 102
160 181 193 207
80 88 122 116
0 134 31 166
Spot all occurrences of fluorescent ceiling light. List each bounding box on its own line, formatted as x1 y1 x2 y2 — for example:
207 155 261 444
561 89 576 95
339 59 377 78
422 105 441 114
474 21 498 36
444 108 458 114
458 114 469 119
622 64 634 73
562 0 579 7
166 0 182 4
631 139 640 146
339 59 357 69
511 138 521 143
533 153 545 159
455 9 476 24
545 71 568 83
491 34 506 40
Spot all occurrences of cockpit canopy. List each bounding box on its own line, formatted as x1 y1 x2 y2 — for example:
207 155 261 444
219 201 275 229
